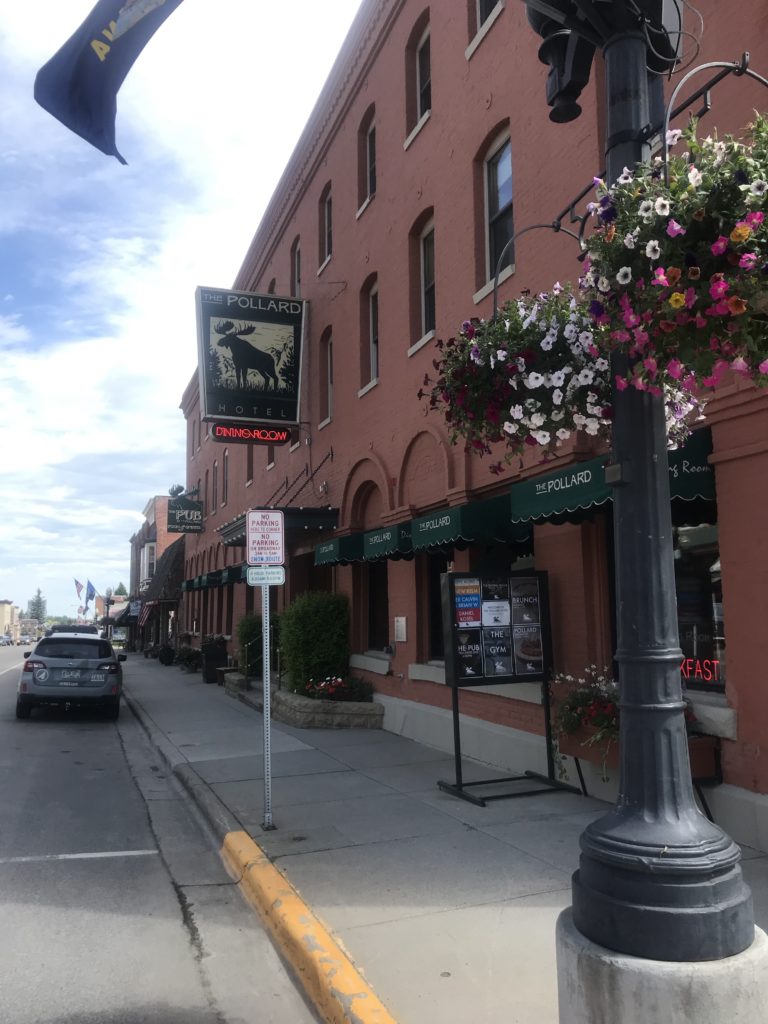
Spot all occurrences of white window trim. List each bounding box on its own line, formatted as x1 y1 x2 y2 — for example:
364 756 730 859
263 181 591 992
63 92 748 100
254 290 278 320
368 282 379 384
465 0 505 61
318 416 332 431
473 263 515 305
366 121 376 200
404 109 430 151
407 329 435 358
484 131 513 284
356 194 373 220
322 191 333 262
291 241 301 297
357 377 379 398
316 253 332 277
289 441 301 452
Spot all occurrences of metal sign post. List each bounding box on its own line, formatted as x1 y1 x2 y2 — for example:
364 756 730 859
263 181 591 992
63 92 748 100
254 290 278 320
246 509 285 832
261 583 274 830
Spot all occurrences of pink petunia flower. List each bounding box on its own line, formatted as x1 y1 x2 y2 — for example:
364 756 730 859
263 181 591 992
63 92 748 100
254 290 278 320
652 267 669 286
710 236 729 255
745 211 764 228
667 359 683 379
666 219 686 237
759 359 768 374
614 375 629 391
731 356 750 376
709 277 729 299
739 252 758 270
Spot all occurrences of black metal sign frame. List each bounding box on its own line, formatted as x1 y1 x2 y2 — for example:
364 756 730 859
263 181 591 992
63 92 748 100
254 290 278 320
438 570 579 807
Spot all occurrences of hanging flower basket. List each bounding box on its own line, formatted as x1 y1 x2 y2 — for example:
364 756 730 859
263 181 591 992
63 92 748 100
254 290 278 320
582 115 768 394
420 287 702 471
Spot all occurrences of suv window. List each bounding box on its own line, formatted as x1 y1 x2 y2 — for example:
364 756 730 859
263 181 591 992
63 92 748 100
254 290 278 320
35 638 113 659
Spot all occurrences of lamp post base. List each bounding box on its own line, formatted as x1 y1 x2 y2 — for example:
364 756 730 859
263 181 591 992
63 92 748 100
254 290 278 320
557 908 768 1024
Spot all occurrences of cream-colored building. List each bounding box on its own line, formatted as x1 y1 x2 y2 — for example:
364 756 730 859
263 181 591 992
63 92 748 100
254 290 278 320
0 600 20 643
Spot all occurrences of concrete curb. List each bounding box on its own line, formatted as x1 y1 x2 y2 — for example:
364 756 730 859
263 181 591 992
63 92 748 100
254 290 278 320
222 831 397 1024
123 688 398 1024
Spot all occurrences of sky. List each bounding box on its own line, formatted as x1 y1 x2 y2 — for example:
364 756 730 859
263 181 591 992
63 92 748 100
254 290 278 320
0 0 362 618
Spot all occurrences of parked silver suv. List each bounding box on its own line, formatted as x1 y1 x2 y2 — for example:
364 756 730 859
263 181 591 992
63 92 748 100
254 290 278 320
17 633 126 720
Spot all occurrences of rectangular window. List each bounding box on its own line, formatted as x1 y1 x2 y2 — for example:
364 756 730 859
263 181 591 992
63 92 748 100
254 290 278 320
222 450 228 504
246 444 253 483
369 287 379 381
291 243 301 297
675 524 725 693
367 124 377 198
487 138 514 276
421 227 436 335
323 192 333 261
326 338 333 419
212 462 218 510
417 33 431 118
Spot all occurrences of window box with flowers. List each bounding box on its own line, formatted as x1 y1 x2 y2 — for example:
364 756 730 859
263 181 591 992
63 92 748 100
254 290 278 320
271 676 384 729
552 665 719 787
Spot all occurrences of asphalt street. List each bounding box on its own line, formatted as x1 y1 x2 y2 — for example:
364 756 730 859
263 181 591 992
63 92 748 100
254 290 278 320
0 645 318 1024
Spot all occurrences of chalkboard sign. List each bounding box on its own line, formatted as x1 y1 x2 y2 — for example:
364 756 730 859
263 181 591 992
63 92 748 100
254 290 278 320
441 571 551 687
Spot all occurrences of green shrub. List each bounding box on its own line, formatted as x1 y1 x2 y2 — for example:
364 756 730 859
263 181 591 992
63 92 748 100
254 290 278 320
236 614 262 676
280 591 350 694
175 645 202 672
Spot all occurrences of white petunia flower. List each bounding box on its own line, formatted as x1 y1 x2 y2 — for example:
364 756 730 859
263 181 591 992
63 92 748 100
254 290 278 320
496 349 508 362
654 197 670 216
510 404 524 420
623 233 636 249
617 166 633 184
666 128 683 147
645 239 661 260
597 276 611 293
532 430 551 445
616 266 632 285
638 200 654 218
750 179 768 196
503 422 518 435
551 409 565 421
688 165 703 187
595 358 609 371
578 368 595 385
556 428 571 440
578 330 594 347
552 388 563 406
530 413 546 427
525 372 544 388
584 419 600 435
550 370 566 387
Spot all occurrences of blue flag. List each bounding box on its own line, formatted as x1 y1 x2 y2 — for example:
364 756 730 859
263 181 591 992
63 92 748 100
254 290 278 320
34 0 184 164
84 580 97 609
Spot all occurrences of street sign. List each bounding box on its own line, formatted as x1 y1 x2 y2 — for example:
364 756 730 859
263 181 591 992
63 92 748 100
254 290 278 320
246 509 284 565
247 566 285 587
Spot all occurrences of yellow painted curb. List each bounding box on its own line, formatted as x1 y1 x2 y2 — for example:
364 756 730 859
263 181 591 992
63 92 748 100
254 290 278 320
221 830 397 1024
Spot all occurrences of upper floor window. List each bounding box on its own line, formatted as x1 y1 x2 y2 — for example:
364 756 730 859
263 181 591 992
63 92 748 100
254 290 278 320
360 276 379 388
290 236 301 297
486 135 514 278
478 0 500 28
267 277 277 294
405 12 431 137
212 460 218 511
204 470 209 516
222 449 229 504
246 445 253 484
358 105 377 209
417 30 431 120
319 328 333 424
421 222 436 336
319 184 333 265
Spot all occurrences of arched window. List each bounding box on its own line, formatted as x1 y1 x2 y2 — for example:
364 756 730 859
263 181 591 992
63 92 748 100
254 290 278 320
290 236 301 297
358 104 376 209
319 182 332 265
222 448 229 505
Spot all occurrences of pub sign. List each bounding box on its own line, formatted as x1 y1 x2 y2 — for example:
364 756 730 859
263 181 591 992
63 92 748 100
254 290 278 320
167 496 203 534
196 286 305 425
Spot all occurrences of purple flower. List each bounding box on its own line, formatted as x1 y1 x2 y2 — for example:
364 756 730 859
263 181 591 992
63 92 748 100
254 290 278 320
666 219 686 237
589 300 605 317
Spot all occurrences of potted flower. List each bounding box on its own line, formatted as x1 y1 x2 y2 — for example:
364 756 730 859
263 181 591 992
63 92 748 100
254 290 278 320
303 676 374 703
582 115 768 395
420 287 701 470
201 633 228 684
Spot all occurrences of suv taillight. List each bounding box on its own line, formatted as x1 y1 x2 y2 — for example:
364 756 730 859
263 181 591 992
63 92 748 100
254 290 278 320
98 662 119 674
23 660 45 673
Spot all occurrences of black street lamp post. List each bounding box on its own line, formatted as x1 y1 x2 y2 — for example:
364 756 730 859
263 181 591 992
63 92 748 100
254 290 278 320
525 1 754 961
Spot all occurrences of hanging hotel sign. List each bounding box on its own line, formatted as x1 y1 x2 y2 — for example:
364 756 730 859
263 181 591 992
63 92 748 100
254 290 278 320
167 496 204 533
209 423 292 445
195 286 305 426
441 571 552 687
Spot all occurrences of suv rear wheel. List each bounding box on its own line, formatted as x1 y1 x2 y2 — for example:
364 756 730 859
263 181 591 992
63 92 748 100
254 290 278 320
15 701 31 720
106 698 120 721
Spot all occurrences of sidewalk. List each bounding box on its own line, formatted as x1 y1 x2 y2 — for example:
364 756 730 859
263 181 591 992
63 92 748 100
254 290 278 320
122 655 768 1024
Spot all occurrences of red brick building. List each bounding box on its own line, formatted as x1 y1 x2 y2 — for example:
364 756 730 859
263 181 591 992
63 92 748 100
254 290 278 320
179 1 768 849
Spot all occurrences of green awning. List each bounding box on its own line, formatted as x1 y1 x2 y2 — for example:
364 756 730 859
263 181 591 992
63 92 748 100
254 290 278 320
314 533 365 566
363 522 413 560
412 495 527 551
510 456 610 524
509 428 714 525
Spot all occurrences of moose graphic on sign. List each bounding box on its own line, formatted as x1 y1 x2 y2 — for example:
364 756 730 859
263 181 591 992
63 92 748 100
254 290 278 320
213 320 292 392
215 321 283 390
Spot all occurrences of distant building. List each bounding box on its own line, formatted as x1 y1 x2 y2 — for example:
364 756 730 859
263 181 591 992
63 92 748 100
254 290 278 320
0 600 20 642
